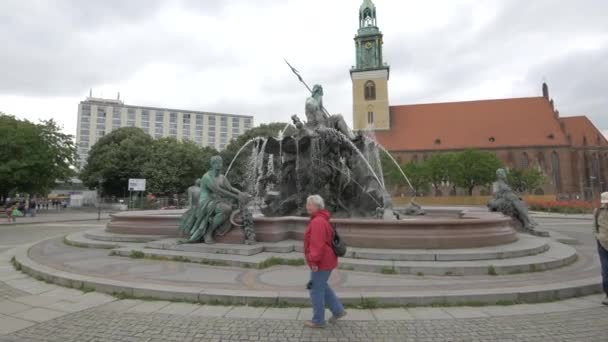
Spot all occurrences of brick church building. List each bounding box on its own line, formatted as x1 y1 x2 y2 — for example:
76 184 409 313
350 0 608 199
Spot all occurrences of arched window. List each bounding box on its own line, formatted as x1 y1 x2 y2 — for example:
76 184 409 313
364 81 376 101
551 151 561 192
521 152 529 168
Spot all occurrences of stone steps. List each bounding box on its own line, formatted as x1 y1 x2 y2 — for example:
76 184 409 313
12 242 600 307
109 239 577 276
78 229 551 261
84 228 170 243
64 231 144 249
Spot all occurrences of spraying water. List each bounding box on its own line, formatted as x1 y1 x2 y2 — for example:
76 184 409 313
225 137 262 177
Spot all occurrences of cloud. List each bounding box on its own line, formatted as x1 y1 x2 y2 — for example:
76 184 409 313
0 0 606 138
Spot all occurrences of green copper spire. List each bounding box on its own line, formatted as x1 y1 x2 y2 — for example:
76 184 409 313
359 0 377 29
353 0 387 71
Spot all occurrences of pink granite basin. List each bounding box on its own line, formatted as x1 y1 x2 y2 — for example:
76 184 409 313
106 208 517 249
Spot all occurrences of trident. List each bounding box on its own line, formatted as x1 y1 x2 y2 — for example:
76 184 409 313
284 59 330 120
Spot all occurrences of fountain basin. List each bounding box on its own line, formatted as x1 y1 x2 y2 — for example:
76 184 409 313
106 208 517 249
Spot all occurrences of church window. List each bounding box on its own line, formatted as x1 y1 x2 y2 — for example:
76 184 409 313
364 81 376 100
434 139 441 145
367 111 374 124
488 137 495 142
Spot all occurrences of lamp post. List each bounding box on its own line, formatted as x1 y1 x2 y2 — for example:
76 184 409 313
97 177 104 221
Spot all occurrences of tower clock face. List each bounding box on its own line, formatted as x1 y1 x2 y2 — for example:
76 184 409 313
365 41 373 49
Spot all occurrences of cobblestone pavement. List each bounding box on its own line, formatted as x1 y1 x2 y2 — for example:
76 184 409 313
1 304 607 342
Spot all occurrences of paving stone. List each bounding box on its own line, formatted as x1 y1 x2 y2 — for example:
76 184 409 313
98 299 143 312
0 314 35 335
340 309 375 321
127 300 171 313
224 306 267 319
408 307 452 320
442 307 490 318
260 308 301 320
297 308 332 321
0 300 32 315
10 307 66 322
37 287 84 300
13 295 63 307
189 305 233 317
372 308 415 321
156 302 199 315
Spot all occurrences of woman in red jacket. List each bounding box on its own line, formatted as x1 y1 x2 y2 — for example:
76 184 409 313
303 195 346 328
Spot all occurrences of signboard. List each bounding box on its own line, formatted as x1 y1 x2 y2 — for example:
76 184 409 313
128 178 146 191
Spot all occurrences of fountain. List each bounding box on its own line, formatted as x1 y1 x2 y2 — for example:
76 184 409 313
106 83 519 249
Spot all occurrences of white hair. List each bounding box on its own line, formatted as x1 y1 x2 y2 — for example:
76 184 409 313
306 194 325 209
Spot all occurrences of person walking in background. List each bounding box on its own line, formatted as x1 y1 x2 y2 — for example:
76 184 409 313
5 205 14 223
594 192 608 305
29 198 37 217
303 195 346 328
10 205 22 223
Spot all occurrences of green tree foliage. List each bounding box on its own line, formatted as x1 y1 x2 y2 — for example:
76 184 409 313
221 122 288 188
401 161 430 195
506 168 546 194
450 149 503 195
81 127 219 197
425 153 456 191
142 138 216 196
0 114 77 197
80 127 154 196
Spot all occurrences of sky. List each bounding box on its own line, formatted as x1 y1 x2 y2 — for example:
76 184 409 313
1 0 607 138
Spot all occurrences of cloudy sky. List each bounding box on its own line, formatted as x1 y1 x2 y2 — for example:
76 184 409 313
1 0 607 138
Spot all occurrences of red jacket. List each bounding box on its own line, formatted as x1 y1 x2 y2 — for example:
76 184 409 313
304 209 337 270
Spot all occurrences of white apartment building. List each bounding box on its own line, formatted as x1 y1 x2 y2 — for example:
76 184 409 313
76 96 253 166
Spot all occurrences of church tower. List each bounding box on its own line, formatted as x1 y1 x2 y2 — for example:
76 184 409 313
351 0 390 130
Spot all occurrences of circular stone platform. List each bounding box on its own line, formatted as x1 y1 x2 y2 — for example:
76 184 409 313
14 224 599 306
106 208 517 249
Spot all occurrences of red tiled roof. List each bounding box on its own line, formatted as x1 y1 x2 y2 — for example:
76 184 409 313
559 116 608 147
374 97 569 151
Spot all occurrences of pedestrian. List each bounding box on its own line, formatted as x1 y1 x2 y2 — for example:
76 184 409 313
4 205 13 223
303 194 346 328
10 205 23 223
594 192 608 305
29 199 37 217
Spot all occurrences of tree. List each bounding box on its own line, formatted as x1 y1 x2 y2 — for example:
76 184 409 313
142 138 217 196
80 127 154 196
0 114 77 198
401 161 430 195
506 168 546 194
221 122 288 189
450 149 503 195
425 153 456 194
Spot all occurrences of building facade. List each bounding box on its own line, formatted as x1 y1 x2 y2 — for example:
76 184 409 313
351 0 608 199
75 96 253 167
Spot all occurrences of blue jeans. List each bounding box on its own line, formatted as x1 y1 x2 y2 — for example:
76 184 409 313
598 241 608 295
309 270 344 325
